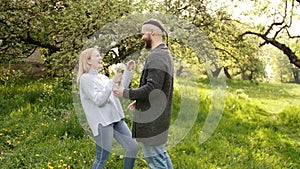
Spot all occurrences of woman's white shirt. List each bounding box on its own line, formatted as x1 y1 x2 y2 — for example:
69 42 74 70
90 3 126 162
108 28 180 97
79 69 132 136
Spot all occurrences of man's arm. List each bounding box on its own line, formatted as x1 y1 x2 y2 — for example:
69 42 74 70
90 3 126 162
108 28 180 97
123 68 165 99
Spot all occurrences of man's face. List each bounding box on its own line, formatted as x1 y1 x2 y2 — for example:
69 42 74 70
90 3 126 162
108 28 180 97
141 26 152 50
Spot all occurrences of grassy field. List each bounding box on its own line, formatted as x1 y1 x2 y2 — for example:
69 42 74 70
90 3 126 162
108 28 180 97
0 77 299 169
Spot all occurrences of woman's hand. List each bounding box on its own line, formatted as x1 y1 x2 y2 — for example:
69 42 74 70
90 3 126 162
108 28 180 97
126 60 135 71
112 73 122 83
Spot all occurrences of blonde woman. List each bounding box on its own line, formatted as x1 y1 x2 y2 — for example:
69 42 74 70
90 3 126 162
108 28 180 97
77 48 138 169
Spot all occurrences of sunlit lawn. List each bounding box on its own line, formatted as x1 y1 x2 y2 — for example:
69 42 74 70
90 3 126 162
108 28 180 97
0 78 299 168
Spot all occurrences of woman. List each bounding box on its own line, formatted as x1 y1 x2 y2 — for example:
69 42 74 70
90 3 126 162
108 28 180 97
77 48 138 169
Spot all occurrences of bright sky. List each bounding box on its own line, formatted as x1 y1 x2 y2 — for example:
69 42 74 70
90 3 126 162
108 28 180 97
149 0 300 35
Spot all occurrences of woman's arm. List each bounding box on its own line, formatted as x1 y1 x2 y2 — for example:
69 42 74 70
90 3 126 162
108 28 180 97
80 74 116 107
121 60 135 88
121 70 132 88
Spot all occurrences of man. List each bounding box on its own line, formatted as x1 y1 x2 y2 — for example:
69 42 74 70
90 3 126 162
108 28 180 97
113 19 174 169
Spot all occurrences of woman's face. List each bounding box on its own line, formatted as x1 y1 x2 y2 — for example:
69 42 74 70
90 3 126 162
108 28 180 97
88 50 103 70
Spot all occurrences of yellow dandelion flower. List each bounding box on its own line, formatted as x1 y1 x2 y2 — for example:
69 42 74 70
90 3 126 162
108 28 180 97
60 159 63 163
47 162 54 169
63 164 67 167
73 151 77 154
68 157 72 160
0 133 3 136
6 140 12 145
35 154 40 157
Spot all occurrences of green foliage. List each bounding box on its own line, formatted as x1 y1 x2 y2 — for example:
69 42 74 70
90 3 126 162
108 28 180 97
0 63 24 86
1 77 300 168
1 0 271 81
0 0 134 78
1 0 298 84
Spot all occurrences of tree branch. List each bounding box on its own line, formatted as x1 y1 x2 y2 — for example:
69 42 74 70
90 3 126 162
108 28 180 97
241 31 300 68
265 1 287 37
21 32 60 53
177 4 191 11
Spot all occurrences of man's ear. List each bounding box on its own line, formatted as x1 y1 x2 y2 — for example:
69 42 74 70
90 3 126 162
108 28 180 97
150 29 155 36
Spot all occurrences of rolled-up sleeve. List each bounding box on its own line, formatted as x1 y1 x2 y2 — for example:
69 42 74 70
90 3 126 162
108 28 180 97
121 70 133 88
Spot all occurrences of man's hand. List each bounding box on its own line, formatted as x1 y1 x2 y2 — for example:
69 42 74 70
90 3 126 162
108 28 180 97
127 101 136 111
113 86 124 98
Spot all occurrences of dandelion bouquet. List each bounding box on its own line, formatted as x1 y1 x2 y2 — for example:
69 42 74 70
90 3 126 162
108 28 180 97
110 63 126 86
111 63 126 74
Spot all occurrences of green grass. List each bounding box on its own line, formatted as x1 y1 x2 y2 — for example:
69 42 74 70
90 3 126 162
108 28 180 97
0 78 299 168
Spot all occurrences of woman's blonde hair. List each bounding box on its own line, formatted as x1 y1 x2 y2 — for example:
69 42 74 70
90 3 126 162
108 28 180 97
76 48 98 86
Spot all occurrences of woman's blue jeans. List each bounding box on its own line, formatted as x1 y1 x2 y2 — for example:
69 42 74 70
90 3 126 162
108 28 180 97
92 120 138 169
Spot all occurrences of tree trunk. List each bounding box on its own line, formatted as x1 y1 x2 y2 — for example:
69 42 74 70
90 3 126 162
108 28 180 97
211 67 231 79
176 61 183 77
224 67 232 79
292 68 300 84
249 71 253 81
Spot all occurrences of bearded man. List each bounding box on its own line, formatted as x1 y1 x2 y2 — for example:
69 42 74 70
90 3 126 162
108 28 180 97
114 19 174 169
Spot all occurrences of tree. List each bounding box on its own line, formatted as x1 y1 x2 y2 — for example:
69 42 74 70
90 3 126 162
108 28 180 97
240 0 300 68
0 0 272 82
159 0 265 79
0 0 133 76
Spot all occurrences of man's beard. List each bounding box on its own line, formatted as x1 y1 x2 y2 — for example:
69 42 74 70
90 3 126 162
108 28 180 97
144 38 152 50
